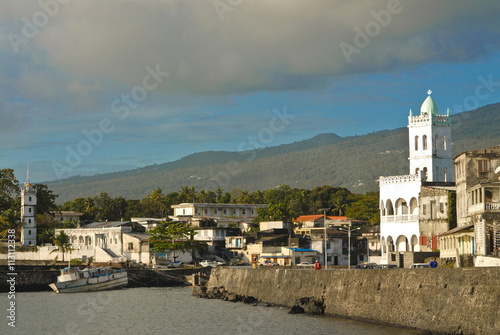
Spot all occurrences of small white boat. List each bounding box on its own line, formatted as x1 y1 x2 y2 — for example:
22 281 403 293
49 266 128 293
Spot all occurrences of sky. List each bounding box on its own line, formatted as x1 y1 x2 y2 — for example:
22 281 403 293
1 0 500 183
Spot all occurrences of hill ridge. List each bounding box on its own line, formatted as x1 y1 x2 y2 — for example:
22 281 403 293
47 103 500 202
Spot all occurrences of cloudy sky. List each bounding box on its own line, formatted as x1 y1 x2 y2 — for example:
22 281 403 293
1 0 500 183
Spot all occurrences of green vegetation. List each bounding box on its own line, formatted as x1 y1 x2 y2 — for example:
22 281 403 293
50 231 74 262
46 103 500 202
148 222 198 261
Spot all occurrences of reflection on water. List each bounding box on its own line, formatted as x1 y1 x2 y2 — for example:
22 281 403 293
1 287 422 335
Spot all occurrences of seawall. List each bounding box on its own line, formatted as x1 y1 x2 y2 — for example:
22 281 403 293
205 267 500 335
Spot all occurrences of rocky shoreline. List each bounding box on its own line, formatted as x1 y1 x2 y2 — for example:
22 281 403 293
193 285 325 315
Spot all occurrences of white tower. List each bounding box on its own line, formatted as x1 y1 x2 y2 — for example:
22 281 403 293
408 90 453 182
21 182 37 246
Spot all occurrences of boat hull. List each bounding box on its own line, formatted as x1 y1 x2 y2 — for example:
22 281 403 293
50 272 128 293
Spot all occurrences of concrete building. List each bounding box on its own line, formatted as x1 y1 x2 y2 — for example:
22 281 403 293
52 211 84 225
171 203 267 228
454 145 500 256
379 91 455 266
56 221 151 264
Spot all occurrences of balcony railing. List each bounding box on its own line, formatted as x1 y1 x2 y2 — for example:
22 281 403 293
381 214 419 223
469 202 500 214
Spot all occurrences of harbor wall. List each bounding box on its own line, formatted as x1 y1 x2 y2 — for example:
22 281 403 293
206 267 500 335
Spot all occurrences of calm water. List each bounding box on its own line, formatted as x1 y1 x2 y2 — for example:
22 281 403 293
1 287 422 335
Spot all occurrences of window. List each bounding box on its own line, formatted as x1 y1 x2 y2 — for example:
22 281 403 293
415 136 419 150
29 207 32 213
435 135 439 150
440 202 445 214
242 209 246 215
128 242 134 250
422 135 427 150
478 160 489 173
443 136 447 150
444 168 448 182
422 204 427 215
29 196 32 202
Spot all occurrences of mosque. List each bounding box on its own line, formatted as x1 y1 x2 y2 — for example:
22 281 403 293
379 91 455 265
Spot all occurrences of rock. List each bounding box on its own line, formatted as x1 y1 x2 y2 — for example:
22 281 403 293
226 293 238 302
289 305 305 314
293 297 324 315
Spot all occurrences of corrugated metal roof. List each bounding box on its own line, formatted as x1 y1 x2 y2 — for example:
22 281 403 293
288 248 318 252
294 215 348 222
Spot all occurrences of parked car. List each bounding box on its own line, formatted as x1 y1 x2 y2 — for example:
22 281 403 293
409 263 431 269
200 260 225 268
354 262 379 269
379 264 399 269
297 262 313 267
167 260 183 268
261 260 279 266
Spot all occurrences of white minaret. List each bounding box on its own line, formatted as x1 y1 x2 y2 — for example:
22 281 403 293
408 90 453 182
21 181 37 246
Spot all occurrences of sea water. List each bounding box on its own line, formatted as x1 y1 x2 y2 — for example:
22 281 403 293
1 287 422 335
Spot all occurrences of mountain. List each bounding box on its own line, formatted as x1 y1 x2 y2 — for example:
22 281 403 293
47 103 500 203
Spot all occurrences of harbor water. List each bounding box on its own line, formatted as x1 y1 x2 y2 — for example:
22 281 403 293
1 287 422 335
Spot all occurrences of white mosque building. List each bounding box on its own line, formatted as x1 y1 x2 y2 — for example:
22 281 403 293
379 91 455 264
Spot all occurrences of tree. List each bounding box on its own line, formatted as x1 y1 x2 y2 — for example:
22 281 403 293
0 169 19 212
149 222 197 261
51 231 74 262
33 184 58 214
345 192 380 224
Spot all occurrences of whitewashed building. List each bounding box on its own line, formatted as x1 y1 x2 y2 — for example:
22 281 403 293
21 182 37 246
379 91 455 264
171 203 267 228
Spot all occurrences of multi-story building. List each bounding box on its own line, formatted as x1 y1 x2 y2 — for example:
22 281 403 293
171 203 267 228
454 145 500 256
379 91 455 266
52 211 84 226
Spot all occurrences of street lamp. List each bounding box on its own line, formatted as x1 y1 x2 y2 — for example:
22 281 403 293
339 221 361 269
319 208 330 270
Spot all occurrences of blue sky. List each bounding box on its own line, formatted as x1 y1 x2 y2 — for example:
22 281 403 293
1 0 500 183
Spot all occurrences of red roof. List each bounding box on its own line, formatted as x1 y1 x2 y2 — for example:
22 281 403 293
294 215 348 222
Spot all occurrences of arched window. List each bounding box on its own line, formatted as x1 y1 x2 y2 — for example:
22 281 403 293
415 168 420 176
422 135 428 150
423 167 428 181
443 135 447 151
415 136 419 151
444 167 448 182
435 135 439 150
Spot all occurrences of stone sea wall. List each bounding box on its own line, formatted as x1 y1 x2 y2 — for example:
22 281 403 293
205 267 500 335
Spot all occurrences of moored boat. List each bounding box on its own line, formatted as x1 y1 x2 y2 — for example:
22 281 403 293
49 266 128 293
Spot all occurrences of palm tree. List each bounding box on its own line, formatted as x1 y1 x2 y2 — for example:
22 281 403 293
50 231 74 264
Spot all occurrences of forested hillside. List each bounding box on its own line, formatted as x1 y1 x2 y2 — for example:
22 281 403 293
46 103 500 203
